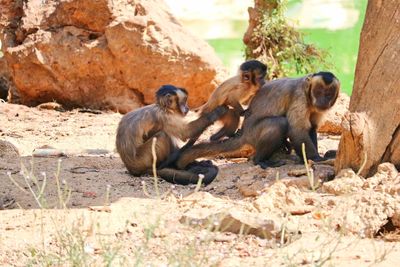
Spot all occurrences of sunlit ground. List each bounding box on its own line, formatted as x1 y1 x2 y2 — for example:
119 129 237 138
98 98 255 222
166 0 368 95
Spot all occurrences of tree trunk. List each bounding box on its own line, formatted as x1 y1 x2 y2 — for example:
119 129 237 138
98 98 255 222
334 0 400 177
243 0 277 57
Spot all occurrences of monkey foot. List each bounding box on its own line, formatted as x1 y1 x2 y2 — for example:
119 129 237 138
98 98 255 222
323 150 337 159
255 159 286 169
186 160 219 185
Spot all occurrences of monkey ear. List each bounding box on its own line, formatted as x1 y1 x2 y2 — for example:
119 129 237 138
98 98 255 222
305 74 313 83
304 74 313 93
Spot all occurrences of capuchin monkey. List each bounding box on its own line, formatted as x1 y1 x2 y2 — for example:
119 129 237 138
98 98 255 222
116 85 228 185
176 72 340 169
190 60 267 144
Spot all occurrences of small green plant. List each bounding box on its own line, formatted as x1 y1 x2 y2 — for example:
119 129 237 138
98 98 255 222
301 143 318 190
245 0 329 79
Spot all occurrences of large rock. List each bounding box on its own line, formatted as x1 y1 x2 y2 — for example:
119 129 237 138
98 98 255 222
328 191 400 236
0 0 226 113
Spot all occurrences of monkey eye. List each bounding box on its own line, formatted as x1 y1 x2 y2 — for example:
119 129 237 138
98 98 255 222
162 93 175 108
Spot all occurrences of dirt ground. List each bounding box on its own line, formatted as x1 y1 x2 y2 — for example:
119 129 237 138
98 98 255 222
1 102 400 266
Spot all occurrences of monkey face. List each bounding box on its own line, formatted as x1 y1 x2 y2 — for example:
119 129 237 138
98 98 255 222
156 85 189 116
310 78 340 111
239 60 267 87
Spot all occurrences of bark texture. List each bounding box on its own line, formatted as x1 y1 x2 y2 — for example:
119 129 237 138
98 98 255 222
335 0 400 176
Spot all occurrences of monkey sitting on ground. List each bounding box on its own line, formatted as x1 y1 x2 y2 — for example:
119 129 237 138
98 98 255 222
115 85 228 185
190 60 267 144
176 72 340 169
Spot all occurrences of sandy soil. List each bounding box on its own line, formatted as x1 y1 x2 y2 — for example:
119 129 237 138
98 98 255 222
0 102 399 266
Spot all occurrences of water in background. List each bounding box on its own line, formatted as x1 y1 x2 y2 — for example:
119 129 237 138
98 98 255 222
166 0 368 95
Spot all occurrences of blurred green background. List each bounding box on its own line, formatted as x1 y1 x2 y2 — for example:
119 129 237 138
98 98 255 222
205 0 368 95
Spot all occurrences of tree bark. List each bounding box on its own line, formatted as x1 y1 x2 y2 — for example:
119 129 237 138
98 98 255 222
334 0 400 177
243 0 277 56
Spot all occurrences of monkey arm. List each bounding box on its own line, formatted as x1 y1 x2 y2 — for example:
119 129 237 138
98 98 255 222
287 109 322 161
309 126 318 149
229 100 245 115
180 106 228 141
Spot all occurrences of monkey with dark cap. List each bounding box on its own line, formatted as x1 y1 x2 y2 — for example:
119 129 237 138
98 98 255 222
190 60 267 144
176 72 340 169
116 85 228 185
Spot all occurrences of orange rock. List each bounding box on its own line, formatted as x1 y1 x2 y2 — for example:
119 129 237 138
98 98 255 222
1 0 226 113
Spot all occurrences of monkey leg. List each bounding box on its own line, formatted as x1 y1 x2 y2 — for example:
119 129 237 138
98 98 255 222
128 131 174 175
289 128 322 162
158 138 196 169
210 109 240 141
157 160 219 185
252 117 288 169
176 136 245 169
160 106 230 168
309 126 318 149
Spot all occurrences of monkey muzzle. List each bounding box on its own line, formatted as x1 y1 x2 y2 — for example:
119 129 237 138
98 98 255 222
180 104 189 115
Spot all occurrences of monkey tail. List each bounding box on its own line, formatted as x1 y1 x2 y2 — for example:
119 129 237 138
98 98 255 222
193 104 204 113
156 160 219 185
177 136 246 169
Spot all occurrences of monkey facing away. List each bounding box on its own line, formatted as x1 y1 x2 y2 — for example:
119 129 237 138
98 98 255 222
116 85 227 185
176 72 340 169
193 60 267 143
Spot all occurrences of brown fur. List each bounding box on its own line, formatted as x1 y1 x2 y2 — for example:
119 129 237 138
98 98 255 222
199 75 258 114
192 60 267 143
176 72 340 169
244 73 340 160
116 85 227 185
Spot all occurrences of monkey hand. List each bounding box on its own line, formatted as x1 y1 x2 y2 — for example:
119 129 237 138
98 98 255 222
158 150 181 169
240 108 250 117
234 128 243 137
206 105 229 122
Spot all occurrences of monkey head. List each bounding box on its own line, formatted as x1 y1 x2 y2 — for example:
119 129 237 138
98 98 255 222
156 85 189 116
306 71 340 111
239 60 268 87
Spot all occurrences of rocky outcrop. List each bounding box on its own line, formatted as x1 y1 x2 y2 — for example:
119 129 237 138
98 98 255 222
0 0 226 113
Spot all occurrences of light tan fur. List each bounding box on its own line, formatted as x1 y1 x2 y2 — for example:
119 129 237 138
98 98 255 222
199 75 259 115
